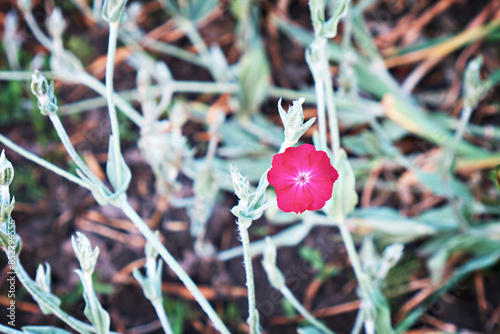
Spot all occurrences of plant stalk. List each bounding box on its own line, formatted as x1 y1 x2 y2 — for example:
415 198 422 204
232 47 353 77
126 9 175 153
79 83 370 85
238 218 260 334
119 199 230 334
280 286 334 334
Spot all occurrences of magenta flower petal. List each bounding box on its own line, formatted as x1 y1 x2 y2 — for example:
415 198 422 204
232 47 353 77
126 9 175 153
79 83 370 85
267 144 339 214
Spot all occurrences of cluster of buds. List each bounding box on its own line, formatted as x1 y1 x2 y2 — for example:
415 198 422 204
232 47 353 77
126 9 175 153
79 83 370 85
31 70 58 116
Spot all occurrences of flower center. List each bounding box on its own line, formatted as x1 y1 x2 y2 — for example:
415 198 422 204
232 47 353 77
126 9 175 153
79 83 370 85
296 171 310 185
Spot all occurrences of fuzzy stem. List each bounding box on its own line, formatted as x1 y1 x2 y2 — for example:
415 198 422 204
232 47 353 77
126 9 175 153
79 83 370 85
48 114 107 190
153 302 175 334
313 63 328 150
9 254 94 334
337 217 370 294
119 200 230 334
0 134 90 189
23 11 54 51
319 38 341 155
280 286 335 334
238 218 260 334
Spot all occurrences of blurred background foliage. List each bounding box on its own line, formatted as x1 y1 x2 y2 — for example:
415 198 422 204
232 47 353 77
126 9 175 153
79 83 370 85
0 0 500 333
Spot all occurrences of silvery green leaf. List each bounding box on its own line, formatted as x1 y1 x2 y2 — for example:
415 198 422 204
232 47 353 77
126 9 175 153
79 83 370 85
208 44 232 82
248 115 285 147
35 263 52 293
133 261 163 304
323 0 351 38
34 263 61 315
30 285 62 316
381 119 408 141
238 45 270 115
22 326 73 334
0 197 15 224
325 149 358 220
75 270 111 334
372 288 396 334
216 156 272 184
75 169 110 206
343 131 385 156
218 222 313 260
106 135 132 195
218 121 271 157
416 206 459 230
308 0 326 34
415 171 472 200
349 208 438 242
262 238 285 289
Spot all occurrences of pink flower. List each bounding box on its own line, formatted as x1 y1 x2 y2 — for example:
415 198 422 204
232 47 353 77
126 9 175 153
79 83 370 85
267 144 339 214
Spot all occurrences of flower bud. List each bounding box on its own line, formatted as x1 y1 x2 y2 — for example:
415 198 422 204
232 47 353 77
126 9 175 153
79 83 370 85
278 98 315 147
102 0 128 23
71 232 100 274
31 70 58 115
0 151 14 187
229 165 250 201
47 7 67 40
464 56 485 108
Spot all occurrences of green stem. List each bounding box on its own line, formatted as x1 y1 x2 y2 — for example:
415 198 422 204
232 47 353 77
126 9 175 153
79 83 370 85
154 302 175 334
312 58 328 149
238 219 260 334
319 38 341 155
0 324 23 334
0 134 90 189
48 114 107 190
140 36 206 67
0 71 56 81
119 200 230 334
23 11 54 51
105 22 123 189
280 286 335 334
78 72 143 126
337 217 370 294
